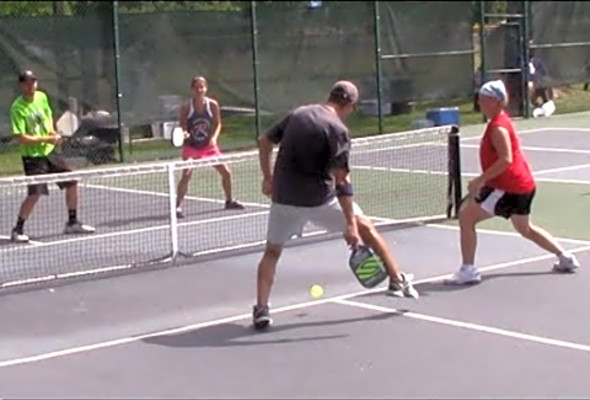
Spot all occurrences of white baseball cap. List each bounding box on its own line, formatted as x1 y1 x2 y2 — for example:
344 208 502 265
479 80 507 102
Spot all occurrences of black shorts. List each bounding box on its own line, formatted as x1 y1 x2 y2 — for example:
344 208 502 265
474 186 536 219
22 153 76 196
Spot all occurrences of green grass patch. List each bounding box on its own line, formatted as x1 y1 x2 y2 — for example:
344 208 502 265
1 84 589 177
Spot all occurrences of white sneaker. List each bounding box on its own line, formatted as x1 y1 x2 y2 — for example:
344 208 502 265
64 222 96 234
10 230 29 243
387 273 419 299
444 265 482 285
553 253 579 273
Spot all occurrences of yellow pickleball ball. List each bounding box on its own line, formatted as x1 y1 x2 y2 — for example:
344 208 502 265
310 284 324 299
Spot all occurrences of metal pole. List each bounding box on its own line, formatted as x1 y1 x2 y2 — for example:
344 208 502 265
52 1 68 114
479 0 487 123
250 1 261 139
522 0 531 119
447 126 462 219
112 1 125 162
167 163 179 262
373 1 383 135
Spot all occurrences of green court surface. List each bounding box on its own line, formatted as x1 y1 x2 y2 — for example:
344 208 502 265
447 111 590 242
442 179 590 241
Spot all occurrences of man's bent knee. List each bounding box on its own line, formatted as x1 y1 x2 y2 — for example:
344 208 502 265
263 243 283 260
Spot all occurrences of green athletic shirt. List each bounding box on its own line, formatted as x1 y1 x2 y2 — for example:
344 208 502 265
10 91 55 158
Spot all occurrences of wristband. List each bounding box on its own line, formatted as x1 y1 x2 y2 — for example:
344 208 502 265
335 182 353 197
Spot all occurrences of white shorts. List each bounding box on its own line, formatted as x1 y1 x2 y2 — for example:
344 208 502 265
266 198 364 246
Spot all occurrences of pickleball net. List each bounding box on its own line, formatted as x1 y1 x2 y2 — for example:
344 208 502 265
0 124 461 289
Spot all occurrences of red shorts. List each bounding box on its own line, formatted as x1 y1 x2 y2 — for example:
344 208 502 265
181 144 222 161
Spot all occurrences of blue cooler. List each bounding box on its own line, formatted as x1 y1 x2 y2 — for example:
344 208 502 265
425 107 460 127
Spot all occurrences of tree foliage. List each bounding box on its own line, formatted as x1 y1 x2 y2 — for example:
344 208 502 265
0 1 517 19
0 1 245 18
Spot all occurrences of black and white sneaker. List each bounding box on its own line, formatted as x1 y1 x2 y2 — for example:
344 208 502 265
10 228 29 243
64 222 95 235
252 304 272 331
176 207 185 219
225 200 245 210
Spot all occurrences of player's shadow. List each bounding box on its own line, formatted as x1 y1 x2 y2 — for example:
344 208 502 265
142 312 396 349
0 239 23 248
418 270 559 295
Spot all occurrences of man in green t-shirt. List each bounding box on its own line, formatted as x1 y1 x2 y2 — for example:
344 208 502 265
10 70 95 243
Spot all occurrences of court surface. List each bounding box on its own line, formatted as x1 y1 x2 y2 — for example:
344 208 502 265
1 124 590 399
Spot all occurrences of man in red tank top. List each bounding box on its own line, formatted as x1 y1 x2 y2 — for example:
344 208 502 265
445 80 579 285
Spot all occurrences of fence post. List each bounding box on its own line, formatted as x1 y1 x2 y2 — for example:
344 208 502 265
479 0 487 123
112 0 125 162
522 0 531 119
373 1 384 135
52 1 68 114
250 1 262 140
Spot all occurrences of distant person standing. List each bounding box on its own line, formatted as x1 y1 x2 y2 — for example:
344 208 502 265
175 76 244 218
10 69 95 242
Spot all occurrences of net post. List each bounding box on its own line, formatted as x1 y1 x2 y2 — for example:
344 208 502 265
166 163 179 261
447 125 462 219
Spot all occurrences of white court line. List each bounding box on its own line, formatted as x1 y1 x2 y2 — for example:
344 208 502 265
427 223 590 246
461 127 553 142
530 177 590 185
353 165 456 176
84 184 271 210
355 163 590 185
354 162 590 184
1 244 589 368
0 211 269 254
356 141 443 155
333 299 590 353
461 143 590 155
534 163 590 176
525 127 590 133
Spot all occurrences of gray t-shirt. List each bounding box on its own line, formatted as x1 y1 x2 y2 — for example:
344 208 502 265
266 104 351 207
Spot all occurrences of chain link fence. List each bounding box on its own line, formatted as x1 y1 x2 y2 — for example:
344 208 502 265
1 1 590 176
0 1 119 171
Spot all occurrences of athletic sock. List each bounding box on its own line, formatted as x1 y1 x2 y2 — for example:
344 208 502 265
14 216 25 233
68 209 77 225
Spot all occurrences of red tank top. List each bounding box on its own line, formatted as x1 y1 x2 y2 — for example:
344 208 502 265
479 111 535 193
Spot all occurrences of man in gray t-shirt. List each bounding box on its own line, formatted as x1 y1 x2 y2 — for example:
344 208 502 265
252 80 419 330
267 101 351 207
